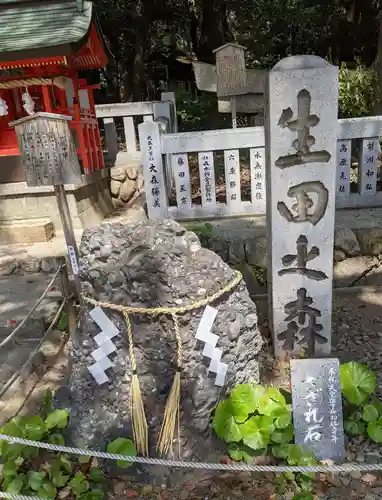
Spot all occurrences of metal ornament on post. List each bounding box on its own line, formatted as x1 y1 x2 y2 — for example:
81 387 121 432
10 112 83 337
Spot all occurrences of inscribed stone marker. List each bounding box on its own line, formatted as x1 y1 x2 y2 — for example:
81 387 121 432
198 151 216 207
359 138 379 196
336 140 351 197
224 149 241 211
250 147 266 210
290 358 345 462
138 121 168 219
265 55 338 356
172 153 192 210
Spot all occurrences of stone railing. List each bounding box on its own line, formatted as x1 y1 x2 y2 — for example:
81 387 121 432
95 92 177 166
138 116 382 220
95 92 177 206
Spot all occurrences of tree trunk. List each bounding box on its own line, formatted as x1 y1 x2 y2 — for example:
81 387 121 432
133 0 149 101
374 13 382 115
133 25 148 100
196 0 233 63
189 9 199 55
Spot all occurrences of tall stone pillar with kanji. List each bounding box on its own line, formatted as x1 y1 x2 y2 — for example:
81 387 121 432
265 55 338 357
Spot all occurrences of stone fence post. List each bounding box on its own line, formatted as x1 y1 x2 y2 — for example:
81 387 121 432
138 121 169 219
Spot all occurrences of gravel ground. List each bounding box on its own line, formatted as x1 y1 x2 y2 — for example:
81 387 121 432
4 290 382 499
105 291 382 500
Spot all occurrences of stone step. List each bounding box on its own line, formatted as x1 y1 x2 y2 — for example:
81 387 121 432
0 217 54 245
0 192 147 277
0 231 80 276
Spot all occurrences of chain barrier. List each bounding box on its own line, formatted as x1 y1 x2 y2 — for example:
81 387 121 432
1 434 382 474
2 266 382 499
0 493 45 500
0 265 70 399
0 265 64 350
0 299 67 399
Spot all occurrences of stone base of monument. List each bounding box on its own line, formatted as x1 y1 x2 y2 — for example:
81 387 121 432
56 219 263 486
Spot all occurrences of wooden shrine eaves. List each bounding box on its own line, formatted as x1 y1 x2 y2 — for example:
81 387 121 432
0 0 93 61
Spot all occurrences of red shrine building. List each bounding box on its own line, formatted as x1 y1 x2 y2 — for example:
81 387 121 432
0 0 114 241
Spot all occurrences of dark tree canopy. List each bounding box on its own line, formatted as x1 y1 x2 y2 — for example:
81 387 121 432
93 0 382 103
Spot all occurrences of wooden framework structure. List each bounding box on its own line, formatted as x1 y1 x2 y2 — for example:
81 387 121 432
0 0 109 174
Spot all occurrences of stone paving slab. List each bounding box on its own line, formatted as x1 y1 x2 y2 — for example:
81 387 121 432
0 193 147 277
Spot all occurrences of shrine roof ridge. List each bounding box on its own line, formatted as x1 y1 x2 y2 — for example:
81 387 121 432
213 42 247 53
0 0 95 61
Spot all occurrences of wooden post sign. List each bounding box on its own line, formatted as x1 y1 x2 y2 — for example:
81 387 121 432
10 112 82 338
213 43 247 128
9 112 81 187
214 43 247 98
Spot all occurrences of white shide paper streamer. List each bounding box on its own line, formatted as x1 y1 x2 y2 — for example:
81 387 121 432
195 305 228 386
88 307 120 384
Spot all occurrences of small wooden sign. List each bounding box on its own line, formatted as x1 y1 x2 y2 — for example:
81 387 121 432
10 112 81 186
290 358 345 462
214 43 247 98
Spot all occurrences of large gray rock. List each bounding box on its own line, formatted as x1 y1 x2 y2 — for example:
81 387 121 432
63 219 263 485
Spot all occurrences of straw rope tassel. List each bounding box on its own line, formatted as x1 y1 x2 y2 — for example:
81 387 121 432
83 272 243 456
122 312 148 456
158 313 182 456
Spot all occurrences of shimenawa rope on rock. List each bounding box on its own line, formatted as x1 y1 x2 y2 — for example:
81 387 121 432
82 270 243 456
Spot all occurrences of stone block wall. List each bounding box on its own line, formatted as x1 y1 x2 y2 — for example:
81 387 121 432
109 163 144 207
184 218 382 294
0 171 114 236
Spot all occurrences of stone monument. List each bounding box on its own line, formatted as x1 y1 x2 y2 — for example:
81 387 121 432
265 55 338 357
290 358 345 462
61 219 263 484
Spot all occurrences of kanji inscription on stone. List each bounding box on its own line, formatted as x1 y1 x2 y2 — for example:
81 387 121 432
278 235 328 281
336 140 351 197
359 138 379 196
250 147 266 210
278 287 327 355
138 121 168 219
265 55 338 356
172 153 192 210
224 149 241 210
275 89 331 169
198 151 216 206
277 181 328 226
290 358 345 462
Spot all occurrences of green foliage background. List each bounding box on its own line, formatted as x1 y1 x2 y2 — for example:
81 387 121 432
94 0 382 120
